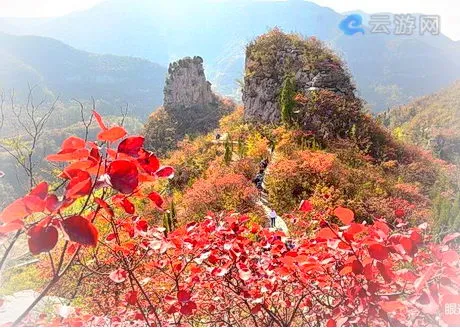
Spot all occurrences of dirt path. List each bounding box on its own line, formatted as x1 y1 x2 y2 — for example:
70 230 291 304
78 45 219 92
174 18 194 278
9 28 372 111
0 290 67 325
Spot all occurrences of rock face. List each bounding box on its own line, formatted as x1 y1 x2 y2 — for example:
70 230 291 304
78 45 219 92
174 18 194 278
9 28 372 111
243 29 356 125
144 56 234 155
164 56 216 110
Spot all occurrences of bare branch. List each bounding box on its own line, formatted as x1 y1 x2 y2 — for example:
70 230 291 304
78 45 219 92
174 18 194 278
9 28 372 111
0 86 58 189
119 103 129 127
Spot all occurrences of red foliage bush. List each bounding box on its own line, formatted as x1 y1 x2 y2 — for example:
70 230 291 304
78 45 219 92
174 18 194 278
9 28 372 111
23 213 460 327
0 112 459 327
265 150 339 212
179 170 259 221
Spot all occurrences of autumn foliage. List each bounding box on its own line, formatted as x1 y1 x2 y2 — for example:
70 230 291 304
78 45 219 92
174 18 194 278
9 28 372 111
0 112 459 327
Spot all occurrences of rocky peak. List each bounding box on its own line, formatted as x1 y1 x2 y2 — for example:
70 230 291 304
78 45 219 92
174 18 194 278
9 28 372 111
242 29 356 124
144 56 234 156
164 56 216 110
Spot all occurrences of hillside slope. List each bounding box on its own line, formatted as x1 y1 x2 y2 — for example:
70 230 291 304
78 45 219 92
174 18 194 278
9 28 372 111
0 32 166 117
153 31 457 239
381 81 460 164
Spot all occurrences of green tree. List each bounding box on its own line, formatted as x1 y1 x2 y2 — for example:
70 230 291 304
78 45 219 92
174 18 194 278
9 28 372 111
433 191 460 241
163 199 177 235
280 74 296 125
224 135 233 165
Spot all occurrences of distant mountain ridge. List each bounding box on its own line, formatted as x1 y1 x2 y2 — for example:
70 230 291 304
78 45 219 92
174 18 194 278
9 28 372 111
1 0 459 111
381 80 460 164
0 32 166 117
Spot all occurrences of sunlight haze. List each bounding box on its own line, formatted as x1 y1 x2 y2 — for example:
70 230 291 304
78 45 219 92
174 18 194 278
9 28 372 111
0 0 459 40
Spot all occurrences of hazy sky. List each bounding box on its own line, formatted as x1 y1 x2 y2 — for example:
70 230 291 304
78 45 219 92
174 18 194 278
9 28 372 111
0 0 459 40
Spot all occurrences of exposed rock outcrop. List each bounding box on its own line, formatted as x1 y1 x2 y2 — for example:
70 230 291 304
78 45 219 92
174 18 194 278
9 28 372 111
243 29 357 127
144 56 234 155
164 56 216 109
242 29 404 162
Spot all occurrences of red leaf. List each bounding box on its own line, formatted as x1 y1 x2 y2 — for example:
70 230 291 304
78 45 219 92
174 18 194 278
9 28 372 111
373 221 390 236
62 216 98 246
334 206 354 225
47 137 89 162
317 227 337 240
0 199 29 223
122 198 135 214
0 220 24 234
442 250 459 264
326 319 336 327
339 265 352 275
28 220 58 255
377 261 394 282
400 237 417 256
177 290 191 303
136 220 148 232
118 136 144 157
137 150 160 174
106 233 117 242
414 265 436 292
180 301 197 316
251 304 262 314
109 268 127 283
299 200 313 212
351 260 363 274
125 290 138 305
97 126 127 142
147 191 163 209
29 182 49 200
394 209 406 218
64 169 92 199
343 223 365 242
108 160 139 194
368 243 389 261
92 110 107 130
95 198 114 217
46 148 90 162
155 166 174 179
23 195 46 213
89 146 101 164
62 136 86 151
112 196 135 214
379 301 405 312
410 230 423 244
45 194 61 213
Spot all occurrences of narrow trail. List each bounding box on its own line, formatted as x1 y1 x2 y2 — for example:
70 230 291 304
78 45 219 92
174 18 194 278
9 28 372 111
212 135 289 234
259 149 289 235
255 195 289 235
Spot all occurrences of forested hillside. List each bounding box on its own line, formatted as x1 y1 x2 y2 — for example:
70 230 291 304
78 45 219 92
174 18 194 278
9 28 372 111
381 81 460 164
0 32 166 117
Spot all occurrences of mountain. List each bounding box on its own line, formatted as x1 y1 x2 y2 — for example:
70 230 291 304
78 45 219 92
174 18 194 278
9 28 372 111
0 32 166 117
381 80 460 164
144 56 235 155
1 0 459 111
156 31 456 238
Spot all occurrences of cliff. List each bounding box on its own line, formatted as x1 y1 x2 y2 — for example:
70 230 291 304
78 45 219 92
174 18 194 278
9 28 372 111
243 29 356 125
144 56 234 155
